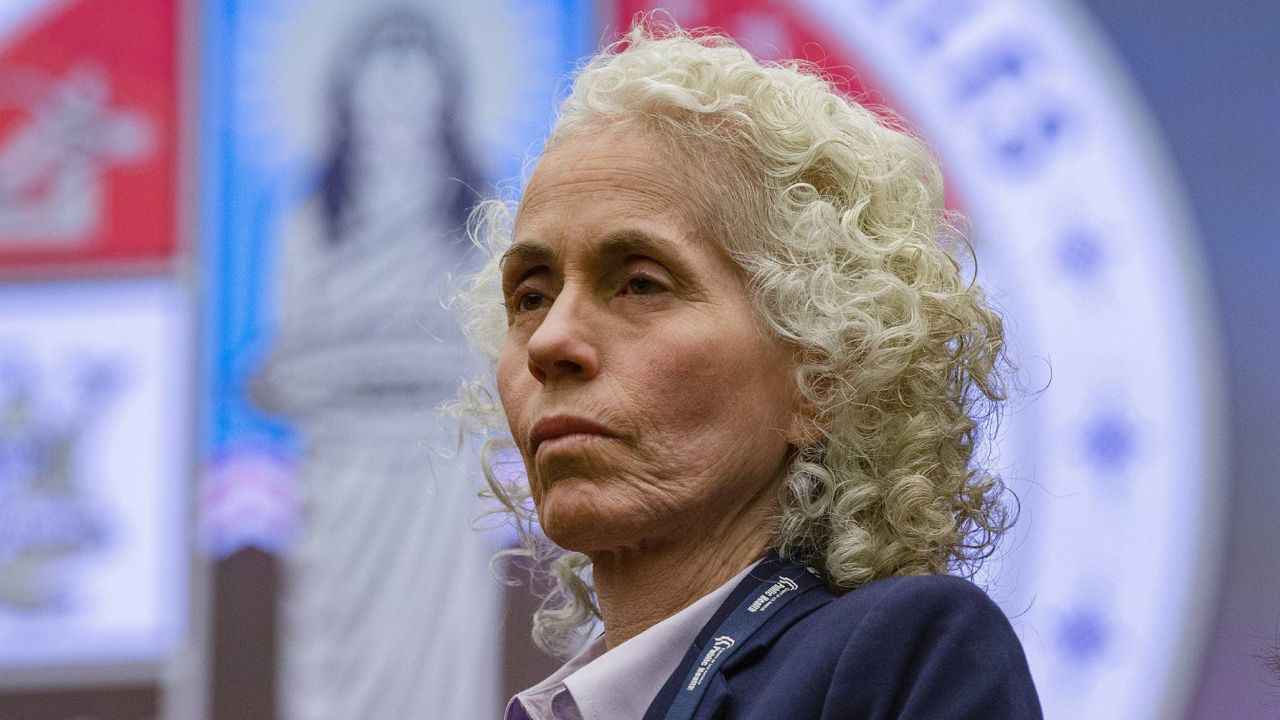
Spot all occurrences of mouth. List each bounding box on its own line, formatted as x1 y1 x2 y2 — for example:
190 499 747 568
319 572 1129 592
528 414 616 456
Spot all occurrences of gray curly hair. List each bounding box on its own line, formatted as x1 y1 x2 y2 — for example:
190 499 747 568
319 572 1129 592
444 20 1012 658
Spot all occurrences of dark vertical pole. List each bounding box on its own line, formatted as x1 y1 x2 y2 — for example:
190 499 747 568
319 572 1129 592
211 547 279 720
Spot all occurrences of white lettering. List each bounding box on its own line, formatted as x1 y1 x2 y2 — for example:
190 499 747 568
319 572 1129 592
686 635 736 690
747 575 799 613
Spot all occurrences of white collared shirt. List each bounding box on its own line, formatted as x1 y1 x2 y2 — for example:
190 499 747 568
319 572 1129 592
505 560 762 720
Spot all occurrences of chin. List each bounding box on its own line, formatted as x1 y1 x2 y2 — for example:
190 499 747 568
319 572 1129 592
535 478 655 554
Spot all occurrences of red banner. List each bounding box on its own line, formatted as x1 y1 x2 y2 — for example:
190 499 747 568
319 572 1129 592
0 0 177 273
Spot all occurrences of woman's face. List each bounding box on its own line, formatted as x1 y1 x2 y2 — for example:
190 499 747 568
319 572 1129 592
496 127 803 555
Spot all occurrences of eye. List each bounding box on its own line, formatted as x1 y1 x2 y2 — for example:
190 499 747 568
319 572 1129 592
513 289 549 313
622 275 666 296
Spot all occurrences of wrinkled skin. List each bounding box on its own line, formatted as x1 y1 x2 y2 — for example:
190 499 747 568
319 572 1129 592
496 126 806 560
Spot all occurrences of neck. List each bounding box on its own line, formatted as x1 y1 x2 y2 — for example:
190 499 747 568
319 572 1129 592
588 504 774 650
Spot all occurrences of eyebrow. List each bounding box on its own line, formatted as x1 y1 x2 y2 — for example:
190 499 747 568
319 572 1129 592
598 229 686 262
499 241 552 274
500 228 687 274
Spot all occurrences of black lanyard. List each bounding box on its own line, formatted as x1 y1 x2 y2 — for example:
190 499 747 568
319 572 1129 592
661 560 824 720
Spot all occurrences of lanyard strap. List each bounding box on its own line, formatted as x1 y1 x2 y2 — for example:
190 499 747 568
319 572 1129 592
662 562 824 720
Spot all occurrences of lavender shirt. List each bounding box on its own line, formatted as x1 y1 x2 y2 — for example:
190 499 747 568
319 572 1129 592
505 561 763 720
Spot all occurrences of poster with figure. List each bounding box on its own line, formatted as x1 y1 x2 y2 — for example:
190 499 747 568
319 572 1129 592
0 279 189 668
0 0 176 272
202 1 594 718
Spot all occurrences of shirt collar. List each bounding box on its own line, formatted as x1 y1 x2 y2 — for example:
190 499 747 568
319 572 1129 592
505 638 604 720
506 559 762 720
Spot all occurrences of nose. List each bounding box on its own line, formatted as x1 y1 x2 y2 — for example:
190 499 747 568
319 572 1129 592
525 286 601 384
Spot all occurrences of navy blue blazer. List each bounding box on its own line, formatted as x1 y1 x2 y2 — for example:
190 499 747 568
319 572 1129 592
643 556 1043 720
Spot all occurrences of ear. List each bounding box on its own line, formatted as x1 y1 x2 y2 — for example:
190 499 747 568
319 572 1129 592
780 348 827 448
785 394 825 449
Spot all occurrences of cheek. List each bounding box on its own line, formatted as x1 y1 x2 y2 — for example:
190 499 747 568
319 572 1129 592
496 343 528 433
636 322 792 460
497 343 544 500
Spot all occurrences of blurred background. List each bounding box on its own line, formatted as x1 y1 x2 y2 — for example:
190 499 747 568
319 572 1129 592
0 0 1275 718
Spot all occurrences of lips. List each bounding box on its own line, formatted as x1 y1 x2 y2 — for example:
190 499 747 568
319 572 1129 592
528 414 616 455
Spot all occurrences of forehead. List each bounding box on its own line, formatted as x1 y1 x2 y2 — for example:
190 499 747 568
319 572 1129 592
514 127 704 243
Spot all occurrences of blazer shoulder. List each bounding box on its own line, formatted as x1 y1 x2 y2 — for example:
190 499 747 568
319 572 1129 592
845 572 1004 616
704 573 1041 720
805 573 1042 719
766 572 1027 685
802 572 1009 636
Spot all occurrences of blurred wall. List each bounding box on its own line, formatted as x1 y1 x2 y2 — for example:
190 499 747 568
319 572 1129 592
1074 1 1280 716
0 1 1276 719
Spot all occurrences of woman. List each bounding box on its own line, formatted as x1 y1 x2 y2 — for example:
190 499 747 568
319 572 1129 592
450 23 1041 720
